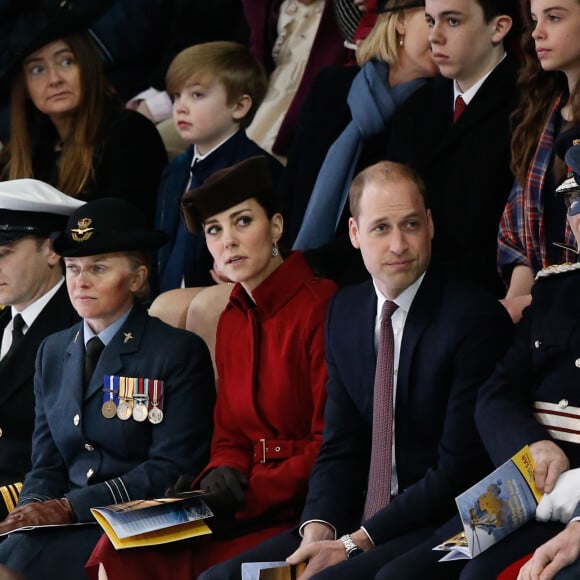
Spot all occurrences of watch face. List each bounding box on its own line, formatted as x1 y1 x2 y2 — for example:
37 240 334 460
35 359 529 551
347 546 364 559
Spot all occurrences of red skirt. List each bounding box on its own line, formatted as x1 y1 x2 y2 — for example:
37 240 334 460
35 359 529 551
85 522 292 580
496 554 533 580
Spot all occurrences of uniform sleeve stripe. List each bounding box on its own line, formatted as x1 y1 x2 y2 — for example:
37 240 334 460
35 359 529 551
104 481 118 504
116 478 131 503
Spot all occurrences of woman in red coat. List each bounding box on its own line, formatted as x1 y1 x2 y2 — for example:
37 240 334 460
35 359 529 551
86 156 338 579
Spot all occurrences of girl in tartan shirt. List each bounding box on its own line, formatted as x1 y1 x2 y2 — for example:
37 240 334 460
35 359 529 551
498 0 580 323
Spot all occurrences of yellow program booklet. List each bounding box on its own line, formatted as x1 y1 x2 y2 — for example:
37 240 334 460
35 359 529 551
91 491 213 550
434 445 543 561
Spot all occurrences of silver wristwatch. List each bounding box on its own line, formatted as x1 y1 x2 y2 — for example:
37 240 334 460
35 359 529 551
340 534 364 559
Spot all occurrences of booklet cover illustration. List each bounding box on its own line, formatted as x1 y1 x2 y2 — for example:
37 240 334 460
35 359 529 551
435 445 542 560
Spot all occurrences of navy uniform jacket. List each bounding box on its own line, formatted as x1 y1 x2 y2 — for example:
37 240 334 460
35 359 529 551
0 284 78 485
301 268 513 546
476 265 580 470
19 303 215 522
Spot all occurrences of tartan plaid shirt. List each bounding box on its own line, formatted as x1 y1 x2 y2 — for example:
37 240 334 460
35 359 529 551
498 97 576 286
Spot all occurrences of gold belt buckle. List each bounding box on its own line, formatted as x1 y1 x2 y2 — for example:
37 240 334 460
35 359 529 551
259 438 267 463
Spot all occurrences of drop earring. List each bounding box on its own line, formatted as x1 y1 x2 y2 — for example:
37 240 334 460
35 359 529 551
399 36 404 47
272 244 280 257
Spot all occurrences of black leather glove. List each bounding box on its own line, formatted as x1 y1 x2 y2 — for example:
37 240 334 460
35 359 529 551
0 498 76 534
165 474 196 497
200 466 248 514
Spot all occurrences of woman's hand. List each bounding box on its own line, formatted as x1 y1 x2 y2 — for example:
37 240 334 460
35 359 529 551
200 466 248 514
210 262 234 285
0 498 75 534
165 474 195 496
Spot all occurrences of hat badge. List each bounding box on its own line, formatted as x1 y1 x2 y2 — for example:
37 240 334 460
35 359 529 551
71 218 94 243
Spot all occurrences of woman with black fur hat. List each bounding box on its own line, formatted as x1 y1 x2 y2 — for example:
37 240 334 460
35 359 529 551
86 156 337 580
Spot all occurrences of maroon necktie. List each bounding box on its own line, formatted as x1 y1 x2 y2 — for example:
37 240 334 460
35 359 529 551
453 95 466 123
363 300 399 520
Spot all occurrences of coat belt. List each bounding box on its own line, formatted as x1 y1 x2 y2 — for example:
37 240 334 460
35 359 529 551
253 438 309 463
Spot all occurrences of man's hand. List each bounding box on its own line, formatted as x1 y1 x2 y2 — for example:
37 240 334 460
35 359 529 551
301 521 335 545
287 526 372 579
0 498 75 534
536 468 580 524
287 539 347 579
530 440 570 493
518 521 580 580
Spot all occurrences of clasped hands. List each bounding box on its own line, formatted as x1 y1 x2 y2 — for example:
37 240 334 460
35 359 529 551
0 498 75 535
286 523 372 580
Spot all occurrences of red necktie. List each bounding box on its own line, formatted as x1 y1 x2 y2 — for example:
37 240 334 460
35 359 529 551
363 300 399 520
453 95 466 123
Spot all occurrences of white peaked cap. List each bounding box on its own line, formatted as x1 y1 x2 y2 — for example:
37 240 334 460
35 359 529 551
0 179 85 214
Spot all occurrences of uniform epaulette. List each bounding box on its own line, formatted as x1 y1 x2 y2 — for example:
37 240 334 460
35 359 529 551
535 262 580 280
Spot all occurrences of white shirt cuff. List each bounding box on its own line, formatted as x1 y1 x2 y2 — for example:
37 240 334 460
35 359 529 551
299 519 337 539
359 526 375 547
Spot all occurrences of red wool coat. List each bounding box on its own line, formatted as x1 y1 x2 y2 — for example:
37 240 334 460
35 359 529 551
86 252 337 579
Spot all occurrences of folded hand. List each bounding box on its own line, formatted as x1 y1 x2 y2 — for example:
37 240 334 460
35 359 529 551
0 498 75 535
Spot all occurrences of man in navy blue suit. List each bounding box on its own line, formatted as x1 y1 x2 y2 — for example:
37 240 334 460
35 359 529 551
200 160 513 580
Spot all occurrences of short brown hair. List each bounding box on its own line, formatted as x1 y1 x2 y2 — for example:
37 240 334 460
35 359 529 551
165 41 267 127
349 161 428 218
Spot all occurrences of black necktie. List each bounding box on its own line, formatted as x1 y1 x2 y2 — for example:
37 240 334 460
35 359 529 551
9 314 25 354
84 336 105 387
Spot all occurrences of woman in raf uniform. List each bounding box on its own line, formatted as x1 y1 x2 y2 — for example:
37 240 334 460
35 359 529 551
86 156 338 579
0 197 215 579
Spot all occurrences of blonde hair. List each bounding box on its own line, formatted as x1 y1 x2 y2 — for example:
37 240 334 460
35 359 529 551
165 41 267 127
356 12 402 66
2 33 115 196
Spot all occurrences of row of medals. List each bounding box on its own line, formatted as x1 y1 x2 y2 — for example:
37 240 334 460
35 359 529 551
102 395 163 424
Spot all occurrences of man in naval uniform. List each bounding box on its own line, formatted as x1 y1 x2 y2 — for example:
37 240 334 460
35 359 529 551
0 179 82 516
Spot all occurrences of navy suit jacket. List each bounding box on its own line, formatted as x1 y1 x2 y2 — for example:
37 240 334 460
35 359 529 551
0 284 78 485
382 56 519 296
19 303 215 521
301 268 513 546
